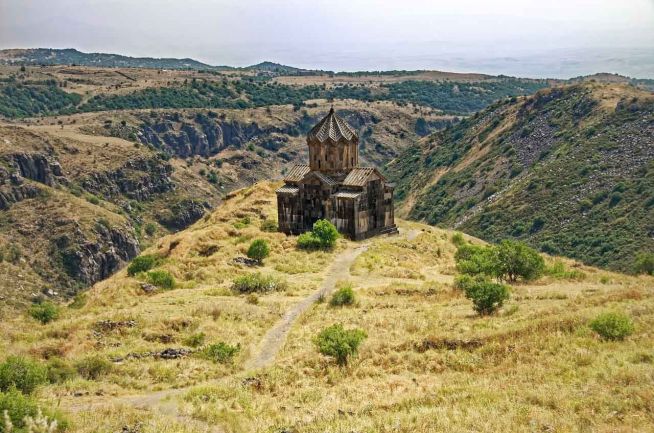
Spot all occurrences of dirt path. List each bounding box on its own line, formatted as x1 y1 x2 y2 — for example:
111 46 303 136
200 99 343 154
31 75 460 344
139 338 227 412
246 244 368 370
66 243 370 431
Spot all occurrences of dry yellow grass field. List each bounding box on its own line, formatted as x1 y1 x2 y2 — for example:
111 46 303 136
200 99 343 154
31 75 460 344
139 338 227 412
1 182 652 433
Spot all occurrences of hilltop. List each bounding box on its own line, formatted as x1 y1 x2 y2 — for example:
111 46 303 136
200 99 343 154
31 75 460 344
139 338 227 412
0 100 430 306
0 182 652 433
387 82 654 272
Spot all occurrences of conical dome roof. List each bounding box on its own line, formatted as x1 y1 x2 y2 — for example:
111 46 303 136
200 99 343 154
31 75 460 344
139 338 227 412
307 107 358 143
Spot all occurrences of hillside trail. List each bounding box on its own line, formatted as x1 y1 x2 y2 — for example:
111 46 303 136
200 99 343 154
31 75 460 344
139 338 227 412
67 228 420 431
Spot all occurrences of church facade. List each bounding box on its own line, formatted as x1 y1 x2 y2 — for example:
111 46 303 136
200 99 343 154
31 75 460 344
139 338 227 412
276 108 398 240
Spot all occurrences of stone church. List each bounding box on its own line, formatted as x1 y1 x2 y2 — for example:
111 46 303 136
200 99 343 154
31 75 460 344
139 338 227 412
276 108 397 240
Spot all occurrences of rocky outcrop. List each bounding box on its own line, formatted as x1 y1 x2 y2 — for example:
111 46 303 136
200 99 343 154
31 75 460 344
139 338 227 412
157 199 208 230
136 112 287 158
59 223 139 285
4 153 66 186
0 164 45 209
81 157 174 200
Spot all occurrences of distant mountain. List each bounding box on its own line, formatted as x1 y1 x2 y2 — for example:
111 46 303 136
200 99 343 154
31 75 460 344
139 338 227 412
0 48 230 70
387 82 654 272
245 61 313 75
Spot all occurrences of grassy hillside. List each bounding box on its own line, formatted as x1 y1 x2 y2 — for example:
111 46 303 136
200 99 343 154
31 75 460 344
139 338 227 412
0 182 652 433
388 82 654 272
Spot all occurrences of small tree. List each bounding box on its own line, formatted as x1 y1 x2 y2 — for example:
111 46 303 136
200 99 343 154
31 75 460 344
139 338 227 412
463 279 510 315
494 240 544 282
28 302 59 324
634 252 654 276
314 324 367 366
247 239 270 264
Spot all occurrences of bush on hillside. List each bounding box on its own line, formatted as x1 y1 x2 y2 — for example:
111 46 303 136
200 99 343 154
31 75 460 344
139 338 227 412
0 388 61 433
232 272 287 294
454 243 497 277
260 219 278 232
297 232 323 250
201 342 239 364
463 279 510 315
0 356 47 395
127 254 158 276
146 270 176 289
451 232 465 246
247 239 270 264
28 302 60 324
634 252 654 276
74 355 112 380
590 312 634 341
298 219 339 250
45 359 77 384
314 324 367 366
495 240 545 282
330 284 356 307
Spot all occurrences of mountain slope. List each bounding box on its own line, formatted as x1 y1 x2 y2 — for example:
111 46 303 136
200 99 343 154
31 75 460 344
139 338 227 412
388 82 654 271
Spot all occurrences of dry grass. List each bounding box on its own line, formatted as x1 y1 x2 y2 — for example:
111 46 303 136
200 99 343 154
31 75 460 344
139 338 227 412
1 184 653 433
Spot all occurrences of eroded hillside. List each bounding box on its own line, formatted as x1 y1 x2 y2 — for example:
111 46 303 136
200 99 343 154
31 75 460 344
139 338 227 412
388 82 654 271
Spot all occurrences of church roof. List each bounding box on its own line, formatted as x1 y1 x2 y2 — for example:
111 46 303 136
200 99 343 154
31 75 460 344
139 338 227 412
284 164 310 183
308 171 338 186
342 167 385 187
308 107 358 143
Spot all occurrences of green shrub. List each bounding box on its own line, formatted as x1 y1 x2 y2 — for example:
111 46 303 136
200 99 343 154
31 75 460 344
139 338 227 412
247 239 270 264
634 252 654 275
231 272 287 294
314 324 367 366
202 342 239 364
260 219 278 232
0 356 47 394
312 219 339 248
463 279 510 315
75 355 112 380
146 270 176 290
183 332 206 348
329 284 355 307
27 302 60 324
297 232 322 250
127 254 157 276
45 358 77 384
494 240 545 282
590 312 634 341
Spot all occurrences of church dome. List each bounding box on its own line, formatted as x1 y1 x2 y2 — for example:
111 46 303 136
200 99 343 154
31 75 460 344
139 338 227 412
307 107 358 143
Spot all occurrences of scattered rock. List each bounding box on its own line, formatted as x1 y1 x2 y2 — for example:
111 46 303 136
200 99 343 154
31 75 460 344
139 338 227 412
94 319 137 333
140 283 157 294
198 244 219 257
233 256 258 267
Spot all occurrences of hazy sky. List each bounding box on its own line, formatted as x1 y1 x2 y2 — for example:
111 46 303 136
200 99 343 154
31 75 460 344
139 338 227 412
1 0 653 77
